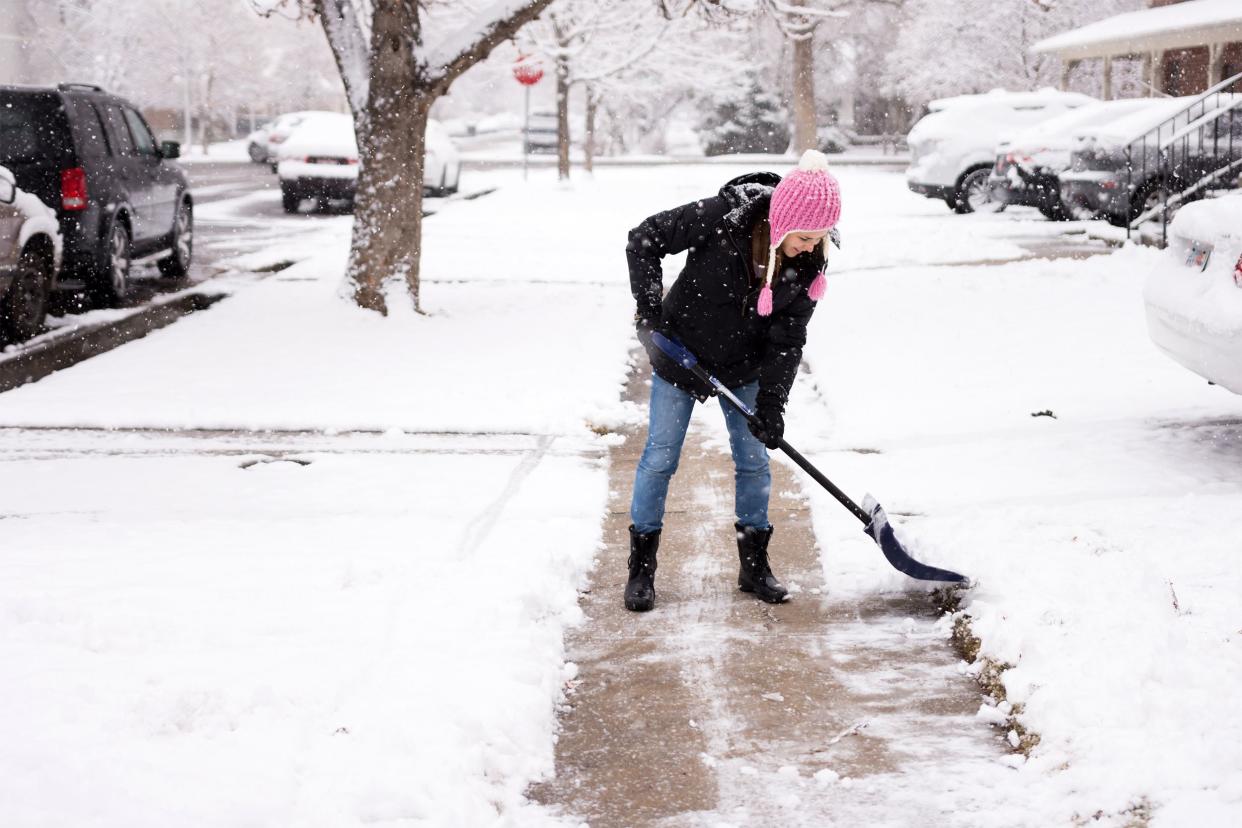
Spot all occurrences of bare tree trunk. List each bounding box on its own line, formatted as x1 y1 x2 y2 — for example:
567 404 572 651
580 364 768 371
556 52 571 180
345 1 429 315
308 0 556 313
791 30 817 154
584 87 597 173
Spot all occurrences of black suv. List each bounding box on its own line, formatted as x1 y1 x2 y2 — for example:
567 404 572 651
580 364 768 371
0 83 192 304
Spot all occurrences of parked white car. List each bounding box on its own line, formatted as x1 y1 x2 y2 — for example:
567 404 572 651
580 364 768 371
906 88 1096 214
249 110 339 165
275 115 462 213
1144 192 1242 394
0 165 61 343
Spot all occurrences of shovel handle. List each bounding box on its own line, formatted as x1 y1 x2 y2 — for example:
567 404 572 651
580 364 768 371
651 332 870 525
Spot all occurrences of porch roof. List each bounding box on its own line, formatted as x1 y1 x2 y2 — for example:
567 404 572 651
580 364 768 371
1033 0 1242 61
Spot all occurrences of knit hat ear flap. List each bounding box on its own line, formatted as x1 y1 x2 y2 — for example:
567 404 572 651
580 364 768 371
806 237 829 302
758 244 778 316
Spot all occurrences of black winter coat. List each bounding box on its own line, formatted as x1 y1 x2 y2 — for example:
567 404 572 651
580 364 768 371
626 172 823 409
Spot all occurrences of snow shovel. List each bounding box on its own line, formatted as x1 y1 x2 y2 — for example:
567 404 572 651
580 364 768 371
651 332 968 585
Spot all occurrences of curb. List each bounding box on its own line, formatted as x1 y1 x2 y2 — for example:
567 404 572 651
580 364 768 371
0 291 228 394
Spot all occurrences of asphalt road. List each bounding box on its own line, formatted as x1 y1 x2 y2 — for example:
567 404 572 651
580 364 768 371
47 159 285 316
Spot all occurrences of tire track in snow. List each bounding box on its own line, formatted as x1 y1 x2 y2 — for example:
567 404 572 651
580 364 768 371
456 434 556 559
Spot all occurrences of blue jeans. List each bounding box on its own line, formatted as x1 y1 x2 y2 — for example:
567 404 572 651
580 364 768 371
630 374 771 534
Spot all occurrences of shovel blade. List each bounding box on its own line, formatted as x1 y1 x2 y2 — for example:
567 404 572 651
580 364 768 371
862 496 969 585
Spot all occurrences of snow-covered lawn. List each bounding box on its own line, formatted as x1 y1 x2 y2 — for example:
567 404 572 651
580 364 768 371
1 162 1240 825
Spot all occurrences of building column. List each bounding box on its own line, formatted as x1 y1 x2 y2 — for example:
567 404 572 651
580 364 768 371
1060 58 1079 91
1102 56 1113 100
1208 42 1225 87
1150 50 1166 95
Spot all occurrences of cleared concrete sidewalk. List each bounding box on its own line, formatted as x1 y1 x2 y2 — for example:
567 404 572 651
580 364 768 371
530 362 1013 826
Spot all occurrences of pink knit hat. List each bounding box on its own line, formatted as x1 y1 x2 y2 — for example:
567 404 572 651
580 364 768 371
759 149 842 316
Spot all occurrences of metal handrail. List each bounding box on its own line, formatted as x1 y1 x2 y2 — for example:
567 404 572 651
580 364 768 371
1125 71 1242 246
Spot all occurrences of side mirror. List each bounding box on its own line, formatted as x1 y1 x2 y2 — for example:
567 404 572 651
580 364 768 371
160 140 181 159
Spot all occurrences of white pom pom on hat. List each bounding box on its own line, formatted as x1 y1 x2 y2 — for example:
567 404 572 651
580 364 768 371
797 148 831 172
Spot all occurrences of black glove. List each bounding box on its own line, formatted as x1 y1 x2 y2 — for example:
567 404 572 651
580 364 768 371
635 315 661 363
748 404 784 449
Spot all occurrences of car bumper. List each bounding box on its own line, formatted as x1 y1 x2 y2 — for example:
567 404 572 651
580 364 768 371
1146 303 1242 394
906 180 953 200
56 210 105 279
1060 172 1128 218
282 176 357 200
1144 240 1242 395
990 167 1061 208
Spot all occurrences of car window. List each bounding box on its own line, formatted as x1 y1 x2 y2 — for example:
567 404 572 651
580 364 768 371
122 108 157 156
64 97 110 159
101 105 136 156
0 91 73 165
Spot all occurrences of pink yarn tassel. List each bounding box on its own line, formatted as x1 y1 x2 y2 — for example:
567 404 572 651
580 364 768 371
757 284 773 316
807 270 827 301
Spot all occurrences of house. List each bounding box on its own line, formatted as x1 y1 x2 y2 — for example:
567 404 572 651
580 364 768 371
1033 0 1242 98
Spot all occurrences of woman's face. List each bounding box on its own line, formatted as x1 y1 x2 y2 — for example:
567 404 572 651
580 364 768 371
780 230 828 258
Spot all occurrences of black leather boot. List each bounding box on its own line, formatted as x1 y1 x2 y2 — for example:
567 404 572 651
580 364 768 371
625 525 660 612
736 522 788 604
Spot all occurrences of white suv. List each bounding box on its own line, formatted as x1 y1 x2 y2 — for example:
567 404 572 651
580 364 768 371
906 88 1096 214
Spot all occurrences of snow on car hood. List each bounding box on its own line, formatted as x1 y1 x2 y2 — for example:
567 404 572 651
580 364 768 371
1072 96 1201 148
1001 98 1166 156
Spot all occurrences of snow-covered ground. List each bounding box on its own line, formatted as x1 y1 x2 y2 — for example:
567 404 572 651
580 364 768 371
1 162 1240 825
179 138 253 163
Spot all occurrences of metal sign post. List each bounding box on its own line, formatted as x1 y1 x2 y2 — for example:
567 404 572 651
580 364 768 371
513 55 545 182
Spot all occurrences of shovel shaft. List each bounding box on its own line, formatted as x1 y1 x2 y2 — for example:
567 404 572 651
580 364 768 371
772 436 871 525
648 331 968 584
670 342 870 525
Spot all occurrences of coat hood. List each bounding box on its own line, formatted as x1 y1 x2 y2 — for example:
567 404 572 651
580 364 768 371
718 171 781 237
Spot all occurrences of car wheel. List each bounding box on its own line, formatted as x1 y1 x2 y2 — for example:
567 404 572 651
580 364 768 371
1037 198 1070 221
90 219 131 306
248 142 267 163
158 199 193 279
955 168 1005 214
444 164 460 195
0 245 52 343
281 183 301 214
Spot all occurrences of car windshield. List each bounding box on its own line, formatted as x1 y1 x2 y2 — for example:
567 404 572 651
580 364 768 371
0 92 72 166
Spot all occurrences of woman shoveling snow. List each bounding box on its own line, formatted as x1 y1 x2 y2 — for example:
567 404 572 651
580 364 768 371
623 149 842 612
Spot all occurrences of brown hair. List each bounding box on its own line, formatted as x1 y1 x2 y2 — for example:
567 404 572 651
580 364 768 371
750 216 779 284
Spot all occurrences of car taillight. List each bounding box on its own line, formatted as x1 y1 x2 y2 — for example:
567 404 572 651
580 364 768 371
1234 253 1242 288
61 167 88 211
347 158 358 165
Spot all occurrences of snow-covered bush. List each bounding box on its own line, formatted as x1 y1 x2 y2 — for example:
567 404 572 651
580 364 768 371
699 69 789 156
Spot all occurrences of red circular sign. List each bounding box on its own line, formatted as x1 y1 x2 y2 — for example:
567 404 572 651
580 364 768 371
513 55 544 86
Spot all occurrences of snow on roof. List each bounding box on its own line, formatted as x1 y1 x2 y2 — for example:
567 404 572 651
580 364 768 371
1033 0 1242 60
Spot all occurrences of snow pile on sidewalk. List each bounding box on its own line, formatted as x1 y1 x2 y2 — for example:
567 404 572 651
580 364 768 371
794 188 1242 824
